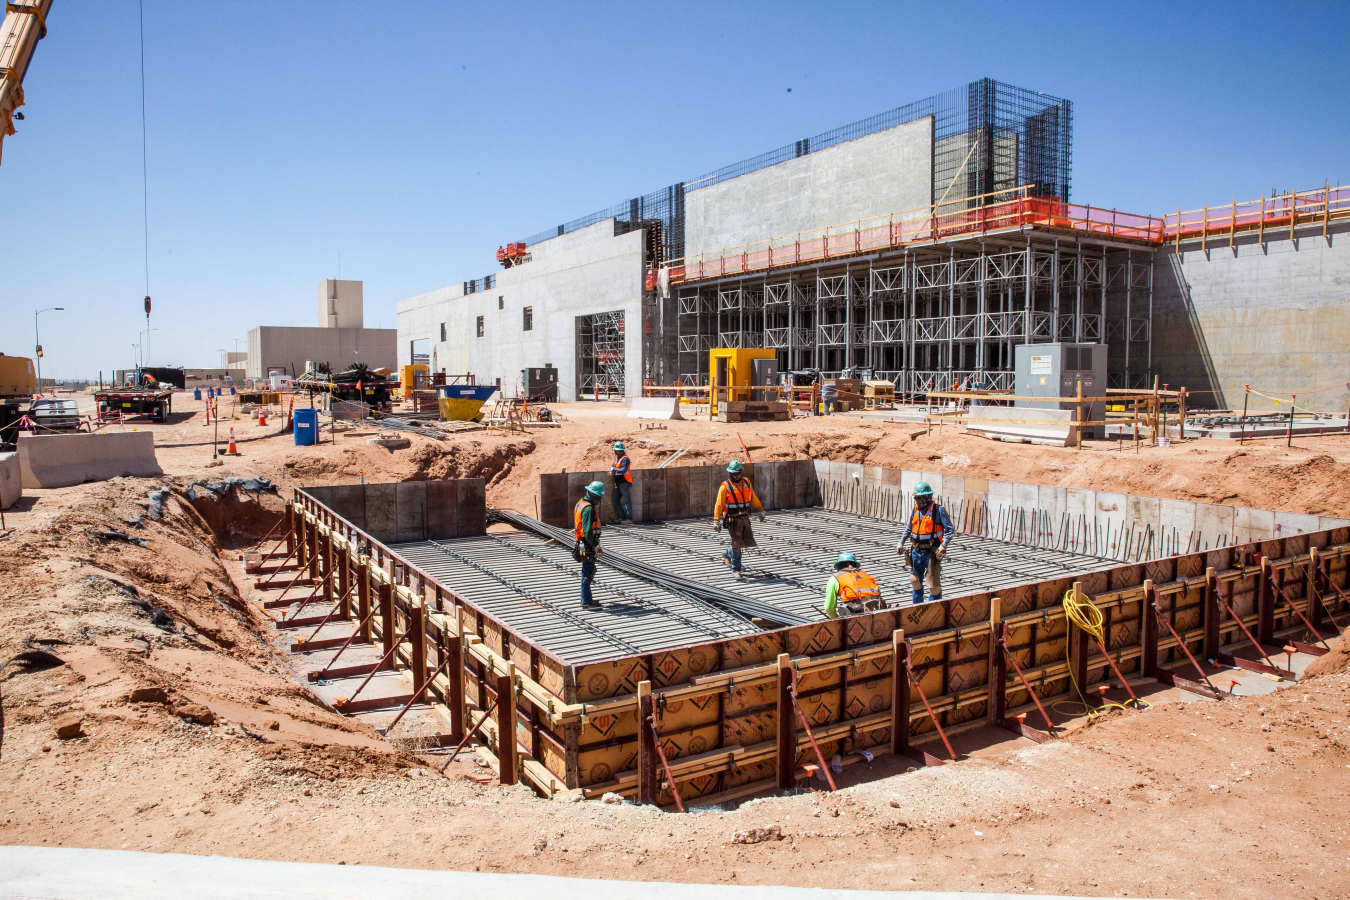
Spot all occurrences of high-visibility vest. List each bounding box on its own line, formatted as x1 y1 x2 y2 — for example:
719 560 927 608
836 569 881 605
721 479 755 518
575 499 601 542
909 505 945 545
610 455 632 483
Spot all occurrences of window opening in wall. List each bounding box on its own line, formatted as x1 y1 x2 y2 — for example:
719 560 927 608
440 323 447 342
575 310 625 401
410 338 430 366
476 316 484 338
523 306 534 331
498 296 504 310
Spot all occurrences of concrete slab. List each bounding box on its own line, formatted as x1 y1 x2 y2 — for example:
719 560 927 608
17 431 162 489
627 397 685 420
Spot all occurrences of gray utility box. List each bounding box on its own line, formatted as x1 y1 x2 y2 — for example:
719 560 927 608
1014 343 1107 439
750 357 779 401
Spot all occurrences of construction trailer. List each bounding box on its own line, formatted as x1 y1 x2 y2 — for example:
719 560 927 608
275 461 1350 805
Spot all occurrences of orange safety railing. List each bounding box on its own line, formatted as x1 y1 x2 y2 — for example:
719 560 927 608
662 181 1347 286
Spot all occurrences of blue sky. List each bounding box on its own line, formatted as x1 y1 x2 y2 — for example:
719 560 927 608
3 1 1346 379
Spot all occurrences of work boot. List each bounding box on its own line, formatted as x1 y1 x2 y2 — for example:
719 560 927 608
733 571 744 580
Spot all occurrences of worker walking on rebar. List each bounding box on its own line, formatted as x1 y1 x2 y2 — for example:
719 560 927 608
574 481 606 608
713 460 765 580
610 441 633 523
897 481 954 604
823 552 885 618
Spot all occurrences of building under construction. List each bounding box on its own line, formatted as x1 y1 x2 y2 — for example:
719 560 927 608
398 78 1350 409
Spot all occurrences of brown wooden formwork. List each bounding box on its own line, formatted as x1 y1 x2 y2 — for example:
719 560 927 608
280 470 1350 804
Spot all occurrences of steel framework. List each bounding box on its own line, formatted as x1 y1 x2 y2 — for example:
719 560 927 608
576 310 626 397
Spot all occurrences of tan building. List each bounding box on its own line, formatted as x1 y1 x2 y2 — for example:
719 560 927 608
243 280 396 379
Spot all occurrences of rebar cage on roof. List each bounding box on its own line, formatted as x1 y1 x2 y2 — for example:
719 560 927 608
518 79 1072 264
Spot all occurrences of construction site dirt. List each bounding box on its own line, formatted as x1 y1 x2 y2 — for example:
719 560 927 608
3 392 1350 899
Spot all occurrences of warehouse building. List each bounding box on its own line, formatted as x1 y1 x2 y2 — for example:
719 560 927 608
397 78 1349 408
245 280 396 380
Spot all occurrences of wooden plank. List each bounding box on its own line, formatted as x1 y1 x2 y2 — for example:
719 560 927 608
497 669 517 786
776 653 795 790
637 680 656 804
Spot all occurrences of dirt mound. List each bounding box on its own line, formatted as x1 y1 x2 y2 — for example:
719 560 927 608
1302 628 1350 678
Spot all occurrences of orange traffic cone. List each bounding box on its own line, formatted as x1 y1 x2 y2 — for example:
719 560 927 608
225 427 240 456
257 408 267 426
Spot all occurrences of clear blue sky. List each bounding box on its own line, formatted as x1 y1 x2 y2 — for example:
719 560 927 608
3 1 1346 379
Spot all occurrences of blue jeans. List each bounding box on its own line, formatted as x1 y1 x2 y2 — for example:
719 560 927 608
909 548 942 604
614 480 632 520
722 547 743 572
581 559 597 606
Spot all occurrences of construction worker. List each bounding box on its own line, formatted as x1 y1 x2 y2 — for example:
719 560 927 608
610 441 633 523
897 482 954 604
574 481 606 608
713 460 765 579
823 552 885 618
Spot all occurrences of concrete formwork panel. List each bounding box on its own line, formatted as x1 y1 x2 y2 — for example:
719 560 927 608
1275 510 1321 538
396 483 427 543
364 484 399 543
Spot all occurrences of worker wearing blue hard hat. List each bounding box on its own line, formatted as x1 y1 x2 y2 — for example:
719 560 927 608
713 460 765 579
610 441 633 523
574 481 606 608
897 481 954 604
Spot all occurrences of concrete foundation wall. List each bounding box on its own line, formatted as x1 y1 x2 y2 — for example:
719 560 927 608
246 326 396 380
397 220 647 401
1152 220 1350 411
0 451 19 509
299 479 486 545
17 432 162 489
683 116 934 260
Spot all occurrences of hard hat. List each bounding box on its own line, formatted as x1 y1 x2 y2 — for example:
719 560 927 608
613 441 626 452
726 460 745 475
585 480 606 499
835 552 858 569
913 481 934 497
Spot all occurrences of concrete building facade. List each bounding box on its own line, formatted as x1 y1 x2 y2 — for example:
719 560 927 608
243 279 396 379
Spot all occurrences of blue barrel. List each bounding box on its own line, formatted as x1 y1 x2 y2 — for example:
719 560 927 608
230 386 237 395
293 408 318 446
193 388 202 401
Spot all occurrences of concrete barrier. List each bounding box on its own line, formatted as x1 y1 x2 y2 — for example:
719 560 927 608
18 431 163 489
627 397 685 420
963 407 1071 446
1 450 19 508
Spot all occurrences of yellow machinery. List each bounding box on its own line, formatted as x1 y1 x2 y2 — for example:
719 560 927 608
0 353 36 398
398 364 428 399
708 348 777 415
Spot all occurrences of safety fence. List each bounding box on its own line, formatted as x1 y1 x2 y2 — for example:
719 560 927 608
267 464 1350 808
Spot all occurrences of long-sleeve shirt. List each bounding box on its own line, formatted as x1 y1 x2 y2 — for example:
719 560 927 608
577 502 601 550
900 502 955 549
610 454 632 482
713 479 763 521
823 575 842 619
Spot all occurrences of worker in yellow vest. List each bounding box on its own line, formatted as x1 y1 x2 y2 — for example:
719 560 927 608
897 481 954 604
823 552 885 618
713 460 765 579
610 441 633 523
574 481 606 608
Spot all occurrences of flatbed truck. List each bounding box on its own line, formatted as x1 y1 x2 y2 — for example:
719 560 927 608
95 388 173 422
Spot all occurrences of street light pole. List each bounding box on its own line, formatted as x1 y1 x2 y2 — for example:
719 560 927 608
34 307 64 394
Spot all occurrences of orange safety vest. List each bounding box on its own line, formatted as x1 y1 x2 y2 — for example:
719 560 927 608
909 505 945 546
610 454 632 483
836 569 881 605
721 479 755 519
575 498 602 542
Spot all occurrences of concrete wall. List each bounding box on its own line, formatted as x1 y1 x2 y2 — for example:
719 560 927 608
17 432 162 489
683 116 934 260
0 451 19 509
246 326 396 380
299 479 485 545
1152 219 1350 411
397 220 647 401
317 279 364 329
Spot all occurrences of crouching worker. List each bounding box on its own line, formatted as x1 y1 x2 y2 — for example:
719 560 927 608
823 552 885 618
574 480 606 608
713 460 765 580
897 481 954 604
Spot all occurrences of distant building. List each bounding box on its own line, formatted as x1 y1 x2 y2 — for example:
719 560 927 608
244 280 396 380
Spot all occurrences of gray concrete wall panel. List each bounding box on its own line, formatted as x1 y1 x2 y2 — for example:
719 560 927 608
17 432 162 489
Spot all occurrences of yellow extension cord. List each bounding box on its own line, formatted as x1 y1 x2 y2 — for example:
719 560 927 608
1053 588 1152 718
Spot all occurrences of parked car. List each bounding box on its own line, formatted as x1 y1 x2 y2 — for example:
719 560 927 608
28 397 82 432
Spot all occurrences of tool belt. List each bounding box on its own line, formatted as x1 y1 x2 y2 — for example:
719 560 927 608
572 541 596 563
911 538 941 551
840 598 888 616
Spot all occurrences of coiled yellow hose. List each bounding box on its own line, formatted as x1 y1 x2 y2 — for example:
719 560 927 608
1053 588 1151 717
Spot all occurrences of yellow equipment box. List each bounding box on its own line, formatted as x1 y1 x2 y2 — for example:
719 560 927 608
0 354 36 398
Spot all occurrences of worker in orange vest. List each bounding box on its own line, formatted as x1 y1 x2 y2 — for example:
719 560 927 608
823 552 885 618
897 481 954 604
574 481 606 608
713 460 765 579
610 441 633 523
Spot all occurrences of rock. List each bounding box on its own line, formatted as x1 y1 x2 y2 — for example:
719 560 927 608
264 719 280 731
888 799 902 808
731 824 782 844
54 714 84 740
303 788 312 797
601 792 624 805
553 792 582 803
175 703 215 726
127 686 170 705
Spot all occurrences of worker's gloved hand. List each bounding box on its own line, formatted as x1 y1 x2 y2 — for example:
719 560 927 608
934 546 946 562
713 521 722 533
758 512 766 523
595 548 605 558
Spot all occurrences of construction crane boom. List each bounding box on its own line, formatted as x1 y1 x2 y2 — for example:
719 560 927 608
0 0 53 166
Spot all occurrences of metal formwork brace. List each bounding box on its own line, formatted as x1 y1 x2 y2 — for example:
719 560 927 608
1213 582 1294 679
902 640 958 762
1269 578 1331 655
789 667 837 791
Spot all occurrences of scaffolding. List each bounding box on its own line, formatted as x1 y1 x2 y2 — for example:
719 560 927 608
576 311 626 399
674 233 1155 392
